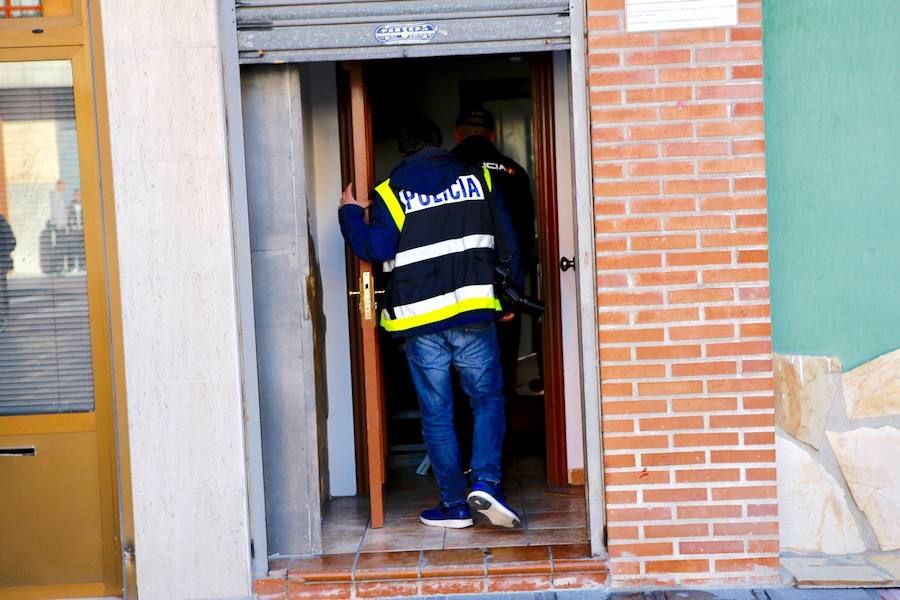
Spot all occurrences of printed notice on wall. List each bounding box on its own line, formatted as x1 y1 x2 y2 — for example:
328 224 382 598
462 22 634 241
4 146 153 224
626 0 737 33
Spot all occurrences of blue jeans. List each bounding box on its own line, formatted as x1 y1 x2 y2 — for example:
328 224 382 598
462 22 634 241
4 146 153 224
404 322 505 506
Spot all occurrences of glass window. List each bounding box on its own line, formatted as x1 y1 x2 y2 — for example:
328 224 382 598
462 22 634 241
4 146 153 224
0 59 94 415
0 1 72 19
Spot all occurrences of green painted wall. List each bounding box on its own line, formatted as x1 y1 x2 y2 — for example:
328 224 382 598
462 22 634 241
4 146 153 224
763 1 900 370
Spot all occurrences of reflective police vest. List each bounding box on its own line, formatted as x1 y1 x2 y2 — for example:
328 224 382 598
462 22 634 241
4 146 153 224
375 166 502 336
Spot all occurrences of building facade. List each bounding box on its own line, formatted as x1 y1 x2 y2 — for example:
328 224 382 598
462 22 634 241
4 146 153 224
0 0 898 598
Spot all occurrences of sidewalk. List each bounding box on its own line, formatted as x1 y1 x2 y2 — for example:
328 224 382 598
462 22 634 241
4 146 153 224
396 589 899 600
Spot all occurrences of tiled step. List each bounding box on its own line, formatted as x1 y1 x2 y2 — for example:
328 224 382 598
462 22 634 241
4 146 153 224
254 543 607 599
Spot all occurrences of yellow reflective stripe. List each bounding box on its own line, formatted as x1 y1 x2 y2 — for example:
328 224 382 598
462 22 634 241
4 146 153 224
381 297 502 332
482 166 493 192
375 178 405 230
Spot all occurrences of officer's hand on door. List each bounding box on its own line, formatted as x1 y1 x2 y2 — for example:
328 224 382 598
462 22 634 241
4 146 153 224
339 182 370 210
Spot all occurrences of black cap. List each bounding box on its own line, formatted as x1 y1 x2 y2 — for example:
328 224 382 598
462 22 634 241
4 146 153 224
455 106 495 131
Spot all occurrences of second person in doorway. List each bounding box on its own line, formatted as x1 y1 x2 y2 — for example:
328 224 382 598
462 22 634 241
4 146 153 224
338 115 523 529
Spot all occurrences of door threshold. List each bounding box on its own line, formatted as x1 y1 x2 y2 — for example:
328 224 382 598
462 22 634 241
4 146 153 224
255 543 607 598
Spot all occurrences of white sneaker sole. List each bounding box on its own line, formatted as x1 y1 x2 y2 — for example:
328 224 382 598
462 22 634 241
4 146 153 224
467 490 521 529
419 516 474 529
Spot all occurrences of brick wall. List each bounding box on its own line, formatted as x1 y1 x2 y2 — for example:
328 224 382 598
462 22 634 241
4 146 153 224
586 0 780 586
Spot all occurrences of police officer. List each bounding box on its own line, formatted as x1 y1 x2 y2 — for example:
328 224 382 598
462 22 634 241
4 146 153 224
339 115 522 529
452 106 537 403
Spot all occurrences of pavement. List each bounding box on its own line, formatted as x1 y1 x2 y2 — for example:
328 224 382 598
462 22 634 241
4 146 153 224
393 589 900 600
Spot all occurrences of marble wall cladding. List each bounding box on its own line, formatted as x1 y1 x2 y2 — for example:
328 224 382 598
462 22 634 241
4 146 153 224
844 349 900 419
100 0 251 597
774 354 841 449
775 350 900 556
776 433 865 554
828 427 900 550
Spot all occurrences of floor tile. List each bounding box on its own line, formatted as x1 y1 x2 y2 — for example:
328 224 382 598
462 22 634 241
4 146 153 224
527 527 589 545
355 550 421 581
486 545 551 574
526 510 587 529
361 531 443 552
286 553 356 582
420 548 486 577
444 528 528 549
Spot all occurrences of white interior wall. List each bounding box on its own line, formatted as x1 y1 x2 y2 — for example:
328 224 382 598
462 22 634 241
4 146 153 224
301 63 358 497
553 52 586 476
100 2 251 597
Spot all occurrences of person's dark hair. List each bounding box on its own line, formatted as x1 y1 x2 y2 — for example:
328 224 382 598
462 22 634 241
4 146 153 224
397 115 443 157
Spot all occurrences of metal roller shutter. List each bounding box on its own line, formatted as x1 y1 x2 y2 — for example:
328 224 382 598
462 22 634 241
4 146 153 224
236 0 570 63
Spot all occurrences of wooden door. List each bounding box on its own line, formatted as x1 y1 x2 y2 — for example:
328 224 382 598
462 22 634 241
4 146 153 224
339 63 387 528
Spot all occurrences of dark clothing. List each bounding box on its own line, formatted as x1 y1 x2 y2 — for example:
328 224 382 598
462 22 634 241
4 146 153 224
339 147 523 338
0 214 14 274
452 135 535 261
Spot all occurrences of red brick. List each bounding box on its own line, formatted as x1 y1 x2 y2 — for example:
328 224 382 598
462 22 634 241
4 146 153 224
599 311 629 325
699 120 765 137
603 363 666 379
607 507 672 522
681 540 745 554
740 344 772 358
747 504 779 517
733 139 765 155
596 253 661 270
710 413 774 428
599 328 665 343
605 454 636 468
746 468 777 481
602 399 668 415
706 341 771 357
642 451 705 467
638 380 703 396
590 89 623 105
744 431 775 445
626 49 691 65
630 161 694 176
668 287 734 304
712 486 777 501
711 449 776 463
676 468 741 483
697 83 763 100
678 505 742 519
594 163 625 178
607 525 640 539
636 307 700 323
669 324 734 340
696 46 763 62
593 106 658 123
671 361 737 376
734 176 767 190
739 7 763 23
736 213 768 228
486 574 552 593
636 344 702 360
601 382 633 397
605 469 671 485
590 69 655 86
660 67 727 82
421 578 485 596
699 157 766 174
748 540 780 553
709 378 773 394
664 179 731 194
734 101 765 116
590 32 654 49
603 418 635 433
733 64 764 79
587 15 621 31
598 291 663 305
595 143 658 159
597 237 627 252
604 434 669 450
595 201 627 215
600 346 632 361
672 397 737 412
588 0 624 8
609 542 673 557
703 267 769 284
675 432 739 447
663 141 729 157
705 304 771 320
661 104 728 120
714 557 780 573
731 27 762 42
643 487 708 502
634 270 698 286
639 416 704 431
597 272 629 287
632 197 696 213
594 180 660 197
627 86 693 103
629 123 693 140
645 523 709 538
592 127 625 142
659 29 725 45
701 195 766 210
645 559 710 574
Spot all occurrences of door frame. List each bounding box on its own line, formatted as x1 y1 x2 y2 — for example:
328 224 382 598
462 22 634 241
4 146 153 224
221 0 606 568
0 1 135 593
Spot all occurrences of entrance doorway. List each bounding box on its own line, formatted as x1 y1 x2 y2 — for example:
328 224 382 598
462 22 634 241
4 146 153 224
325 52 586 552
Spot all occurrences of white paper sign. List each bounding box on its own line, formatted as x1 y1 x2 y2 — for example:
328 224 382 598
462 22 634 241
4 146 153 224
626 0 738 33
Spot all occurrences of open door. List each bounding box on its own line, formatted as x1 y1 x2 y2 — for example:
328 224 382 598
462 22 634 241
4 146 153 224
339 63 387 529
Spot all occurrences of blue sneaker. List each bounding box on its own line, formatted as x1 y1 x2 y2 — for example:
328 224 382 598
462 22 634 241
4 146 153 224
467 481 521 529
419 501 474 529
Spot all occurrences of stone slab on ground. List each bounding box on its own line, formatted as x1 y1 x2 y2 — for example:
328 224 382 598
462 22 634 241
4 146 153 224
868 553 900 580
782 555 893 588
